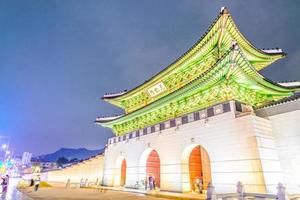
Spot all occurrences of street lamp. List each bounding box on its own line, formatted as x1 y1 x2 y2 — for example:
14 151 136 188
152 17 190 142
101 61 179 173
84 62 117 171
2 144 7 149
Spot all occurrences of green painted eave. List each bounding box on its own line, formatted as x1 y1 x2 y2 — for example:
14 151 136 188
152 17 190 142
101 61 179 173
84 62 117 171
97 46 299 135
103 8 285 114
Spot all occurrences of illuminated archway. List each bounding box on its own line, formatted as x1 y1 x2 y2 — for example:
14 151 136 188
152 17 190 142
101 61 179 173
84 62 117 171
114 156 127 187
139 148 161 189
182 144 211 192
120 159 126 186
146 150 160 188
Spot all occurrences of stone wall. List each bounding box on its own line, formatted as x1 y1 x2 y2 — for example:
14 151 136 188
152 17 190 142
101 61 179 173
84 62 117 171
43 154 104 185
270 110 300 194
256 99 300 194
103 101 282 194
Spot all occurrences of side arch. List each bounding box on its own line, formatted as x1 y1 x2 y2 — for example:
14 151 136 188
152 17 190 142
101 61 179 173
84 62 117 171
114 156 127 187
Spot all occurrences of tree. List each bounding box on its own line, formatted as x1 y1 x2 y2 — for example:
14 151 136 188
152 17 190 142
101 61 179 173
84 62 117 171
69 158 78 163
56 157 69 167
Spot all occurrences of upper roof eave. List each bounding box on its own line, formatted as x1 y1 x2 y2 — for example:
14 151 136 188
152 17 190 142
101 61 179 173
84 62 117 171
97 46 299 128
102 7 285 105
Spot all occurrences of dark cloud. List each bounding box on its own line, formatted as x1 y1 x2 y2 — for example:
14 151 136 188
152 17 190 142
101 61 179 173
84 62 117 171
0 0 299 155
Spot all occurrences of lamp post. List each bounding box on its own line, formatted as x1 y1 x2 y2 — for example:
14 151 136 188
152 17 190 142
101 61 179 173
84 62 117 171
1 144 7 150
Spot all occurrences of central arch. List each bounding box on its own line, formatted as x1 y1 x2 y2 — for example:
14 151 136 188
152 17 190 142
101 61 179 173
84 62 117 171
139 148 161 189
182 144 211 192
146 150 160 188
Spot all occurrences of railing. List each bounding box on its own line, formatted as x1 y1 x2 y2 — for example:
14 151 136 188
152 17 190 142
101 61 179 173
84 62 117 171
206 182 299 200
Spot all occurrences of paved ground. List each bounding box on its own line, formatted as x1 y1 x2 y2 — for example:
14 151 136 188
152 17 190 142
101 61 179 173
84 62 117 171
21 187 175 200
1 178 31 200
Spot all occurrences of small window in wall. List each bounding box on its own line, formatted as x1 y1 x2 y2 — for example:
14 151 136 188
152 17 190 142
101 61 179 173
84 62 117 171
118 137 121 142
147 127 151 133
136 131 140 137
182 116 188 124
151 126 155 133
155 124 160 132
143 128 147 135
129 133 133 139
123 135 126 141
223 103 231 112
170 119 176 127
159 123 165 130
176 118 182 125
194 112 200 120
207 107 214 117
165 121 170 128
188 114 194 122
235 102 242 112
214 105 222 114
199 111 207 119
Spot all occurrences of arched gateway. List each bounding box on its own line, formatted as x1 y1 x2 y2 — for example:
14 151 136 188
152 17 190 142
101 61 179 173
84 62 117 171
120 159 126 186
139 148 161 189
182 144 211 192
114 156 127 187
146 150 160 188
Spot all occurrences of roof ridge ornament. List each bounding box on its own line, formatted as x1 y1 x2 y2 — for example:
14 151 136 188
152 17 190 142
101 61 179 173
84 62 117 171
220 7 229 14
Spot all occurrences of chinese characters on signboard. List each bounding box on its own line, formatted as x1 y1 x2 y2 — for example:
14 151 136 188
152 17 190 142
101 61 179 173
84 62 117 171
147 82 167 97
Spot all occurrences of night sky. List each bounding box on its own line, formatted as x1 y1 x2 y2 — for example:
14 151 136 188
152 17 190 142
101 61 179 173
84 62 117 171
0 1 299 156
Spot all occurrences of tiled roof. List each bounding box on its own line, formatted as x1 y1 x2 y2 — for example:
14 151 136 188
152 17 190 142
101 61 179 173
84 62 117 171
256 92 300 109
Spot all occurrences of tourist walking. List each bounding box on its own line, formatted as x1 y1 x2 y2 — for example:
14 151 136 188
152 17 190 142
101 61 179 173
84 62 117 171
0 175 9 199
34 176 40 191
1 175 9 193
30 178 34 187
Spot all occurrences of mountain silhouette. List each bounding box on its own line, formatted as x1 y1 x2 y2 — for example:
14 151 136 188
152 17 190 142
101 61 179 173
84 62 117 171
34 147 104 162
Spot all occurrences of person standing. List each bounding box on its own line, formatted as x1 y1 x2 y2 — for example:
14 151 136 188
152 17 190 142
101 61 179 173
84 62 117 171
152 177 156 190
198 178 203 194
144 178 148 191
148 176 153 190
194 179 199 193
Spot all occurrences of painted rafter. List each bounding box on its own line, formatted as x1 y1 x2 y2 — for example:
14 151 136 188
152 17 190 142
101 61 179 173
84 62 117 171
102 8 285 114
96 45 299 135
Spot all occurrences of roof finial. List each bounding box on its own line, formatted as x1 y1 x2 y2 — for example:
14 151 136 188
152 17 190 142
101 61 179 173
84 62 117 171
220 7 229 14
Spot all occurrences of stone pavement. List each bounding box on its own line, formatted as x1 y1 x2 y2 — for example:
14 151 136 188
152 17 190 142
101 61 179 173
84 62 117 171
20 186 206 200
101 186 206 200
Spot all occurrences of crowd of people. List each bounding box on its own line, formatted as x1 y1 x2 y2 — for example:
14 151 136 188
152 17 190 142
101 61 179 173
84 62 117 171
143 176 204 193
